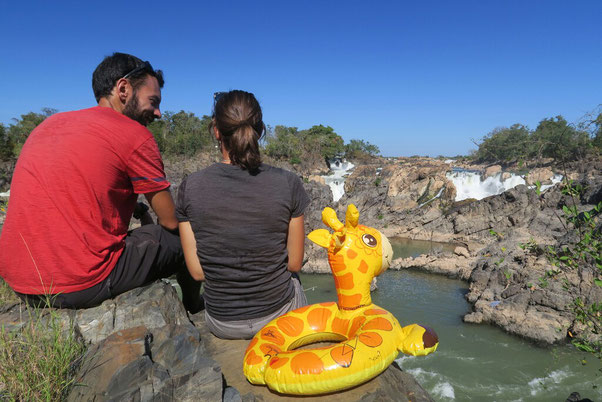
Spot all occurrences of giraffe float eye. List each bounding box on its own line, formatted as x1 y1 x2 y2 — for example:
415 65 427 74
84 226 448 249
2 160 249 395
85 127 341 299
362 234 377 248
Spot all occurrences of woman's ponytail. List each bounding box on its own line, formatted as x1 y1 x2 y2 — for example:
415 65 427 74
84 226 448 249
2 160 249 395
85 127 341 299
213 91 265 172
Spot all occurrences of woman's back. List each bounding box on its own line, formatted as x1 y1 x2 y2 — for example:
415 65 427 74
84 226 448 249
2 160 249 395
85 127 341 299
176 162 309 321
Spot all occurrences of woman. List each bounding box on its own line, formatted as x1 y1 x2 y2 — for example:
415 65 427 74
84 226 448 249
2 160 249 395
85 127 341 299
176 90 310 339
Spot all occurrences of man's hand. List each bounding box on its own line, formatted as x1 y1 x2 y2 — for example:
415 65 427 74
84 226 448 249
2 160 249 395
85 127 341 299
144 190 178 231
133 202 154 225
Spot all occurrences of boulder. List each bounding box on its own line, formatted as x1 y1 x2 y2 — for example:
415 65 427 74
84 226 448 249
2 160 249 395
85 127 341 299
483 165 502 179
0 282 224 401
525 167 554 185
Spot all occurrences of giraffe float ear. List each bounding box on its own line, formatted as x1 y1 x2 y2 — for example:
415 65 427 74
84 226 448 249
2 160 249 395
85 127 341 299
345 204 359 229
308 229 332 249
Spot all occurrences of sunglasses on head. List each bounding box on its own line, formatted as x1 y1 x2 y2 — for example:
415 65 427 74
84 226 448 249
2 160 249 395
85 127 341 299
213 92 227 108
122 61 154 80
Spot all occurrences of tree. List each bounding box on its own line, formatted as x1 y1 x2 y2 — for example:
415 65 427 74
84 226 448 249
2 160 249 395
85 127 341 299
264 125 302 162
5 108 57 158
147 111 213 156
591 113 602 152
529 116 589 161
0 124 13 161
473 124 531 163
344 139 380 159
301 125 345 160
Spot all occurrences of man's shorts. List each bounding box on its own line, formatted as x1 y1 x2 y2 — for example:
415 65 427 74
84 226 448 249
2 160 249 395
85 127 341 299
17 224 185 309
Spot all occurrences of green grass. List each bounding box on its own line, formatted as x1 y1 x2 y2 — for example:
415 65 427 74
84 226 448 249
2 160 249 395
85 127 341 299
0 292 86 400
0 278 19 306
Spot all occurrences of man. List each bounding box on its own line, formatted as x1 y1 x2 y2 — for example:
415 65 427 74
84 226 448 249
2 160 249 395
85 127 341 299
0 52 202 311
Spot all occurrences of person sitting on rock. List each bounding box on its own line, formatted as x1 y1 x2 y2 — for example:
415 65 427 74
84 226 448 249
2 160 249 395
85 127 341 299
0 52 202 312
176 90 310 339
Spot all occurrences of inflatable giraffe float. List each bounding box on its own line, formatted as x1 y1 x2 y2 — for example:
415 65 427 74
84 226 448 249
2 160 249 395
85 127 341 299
243 204 439 395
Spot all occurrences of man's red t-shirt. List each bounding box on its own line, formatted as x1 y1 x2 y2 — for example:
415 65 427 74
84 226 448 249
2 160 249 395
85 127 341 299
0 107 170 294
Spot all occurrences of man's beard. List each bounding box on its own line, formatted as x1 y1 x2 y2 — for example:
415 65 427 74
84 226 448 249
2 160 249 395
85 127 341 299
123 91 156 126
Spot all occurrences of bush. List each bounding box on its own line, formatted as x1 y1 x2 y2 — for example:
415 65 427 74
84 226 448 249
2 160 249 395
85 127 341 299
472 124 530 163
147 111 214 157
344 139 380 159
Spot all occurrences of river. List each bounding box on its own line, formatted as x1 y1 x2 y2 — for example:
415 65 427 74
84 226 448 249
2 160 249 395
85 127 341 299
298 239 601 401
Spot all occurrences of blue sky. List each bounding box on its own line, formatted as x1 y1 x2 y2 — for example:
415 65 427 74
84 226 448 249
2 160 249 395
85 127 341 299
1 1 600 157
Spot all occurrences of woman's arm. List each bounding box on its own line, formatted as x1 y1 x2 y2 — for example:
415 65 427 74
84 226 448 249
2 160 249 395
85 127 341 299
287 215 305 272
179 221 205 281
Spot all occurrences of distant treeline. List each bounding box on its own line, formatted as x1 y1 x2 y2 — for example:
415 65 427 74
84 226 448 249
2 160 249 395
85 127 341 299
0 109 380 163
3 108 600 165
472 111 602 164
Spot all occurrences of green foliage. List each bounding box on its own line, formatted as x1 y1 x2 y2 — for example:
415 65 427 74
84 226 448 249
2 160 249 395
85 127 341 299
589 112 602 153
264 125 301 160
0 302 86 400
147 111 214 156
530 116 589 161
1 108 56 160
473 124 530 163
344 139 380 159
473 113 595 164
304 125 345 160
264 124 345 162
535 180 602 357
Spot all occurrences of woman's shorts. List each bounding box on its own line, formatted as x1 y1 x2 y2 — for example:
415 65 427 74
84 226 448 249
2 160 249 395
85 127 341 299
204 275 308 340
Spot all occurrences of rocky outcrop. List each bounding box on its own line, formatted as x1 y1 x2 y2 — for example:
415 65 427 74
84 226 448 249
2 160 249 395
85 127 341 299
386 176 602 346
0 282 224 400
0 281 435 401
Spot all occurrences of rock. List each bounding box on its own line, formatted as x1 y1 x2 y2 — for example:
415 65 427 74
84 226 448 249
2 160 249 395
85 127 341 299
308 174 326 185
525 167 554 185
63 281 224 401
0 281 227 401
74 280 190 344
483 165 502 179
189 312 434 401
453 246 470 258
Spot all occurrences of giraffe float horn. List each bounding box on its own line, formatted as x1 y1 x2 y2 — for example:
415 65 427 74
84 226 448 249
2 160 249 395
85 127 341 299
345 204 359 229
322 207 346 248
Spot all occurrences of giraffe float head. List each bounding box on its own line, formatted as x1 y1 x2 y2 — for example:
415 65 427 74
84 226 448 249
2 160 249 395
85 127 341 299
308 204 393 310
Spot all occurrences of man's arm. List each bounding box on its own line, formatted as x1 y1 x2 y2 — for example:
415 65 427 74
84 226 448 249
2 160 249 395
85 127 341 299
144 189 178 231
287 215 305 272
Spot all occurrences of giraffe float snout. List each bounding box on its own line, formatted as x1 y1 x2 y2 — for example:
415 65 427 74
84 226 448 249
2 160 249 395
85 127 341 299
243 204 439 395
378 232 393 276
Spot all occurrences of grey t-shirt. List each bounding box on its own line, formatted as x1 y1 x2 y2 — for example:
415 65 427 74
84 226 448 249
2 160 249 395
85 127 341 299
175 163 310 321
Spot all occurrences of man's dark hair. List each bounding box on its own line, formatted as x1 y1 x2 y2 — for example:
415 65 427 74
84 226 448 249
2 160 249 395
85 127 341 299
92 52 164 102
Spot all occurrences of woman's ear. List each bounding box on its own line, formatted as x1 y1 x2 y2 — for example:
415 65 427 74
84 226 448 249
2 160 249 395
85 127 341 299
213 124 220 141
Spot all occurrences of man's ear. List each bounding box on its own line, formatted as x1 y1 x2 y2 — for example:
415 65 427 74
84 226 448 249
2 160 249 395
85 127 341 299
115 78 130 104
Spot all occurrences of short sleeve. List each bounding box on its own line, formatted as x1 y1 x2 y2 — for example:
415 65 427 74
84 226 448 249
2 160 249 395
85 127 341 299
127 138 170 194
290 175 311 218
175 177 189 222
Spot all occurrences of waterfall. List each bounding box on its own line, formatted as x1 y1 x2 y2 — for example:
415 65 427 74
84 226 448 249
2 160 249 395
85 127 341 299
446 169 562 201
323 159 355 202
